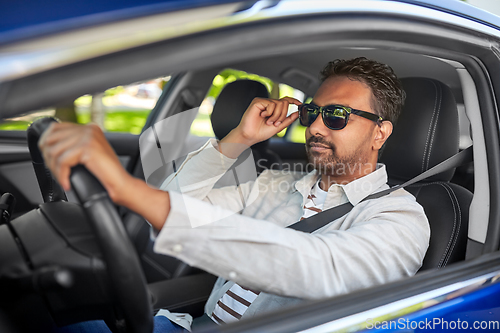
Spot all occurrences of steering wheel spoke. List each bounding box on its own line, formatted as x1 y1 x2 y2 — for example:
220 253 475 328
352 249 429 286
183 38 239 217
30 117 153 333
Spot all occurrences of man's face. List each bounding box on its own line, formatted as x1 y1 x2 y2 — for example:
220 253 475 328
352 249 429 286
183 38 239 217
305 76 380 178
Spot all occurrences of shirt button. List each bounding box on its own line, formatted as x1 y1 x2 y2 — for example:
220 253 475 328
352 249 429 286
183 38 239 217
175 318 181 321
229 271 237 280
172 244 183 253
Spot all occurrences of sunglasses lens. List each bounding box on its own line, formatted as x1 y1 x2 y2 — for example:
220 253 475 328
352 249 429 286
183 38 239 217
323 106 348 130
299 105 319 127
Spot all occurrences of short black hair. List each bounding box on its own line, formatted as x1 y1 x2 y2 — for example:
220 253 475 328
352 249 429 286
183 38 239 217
320 57 405 125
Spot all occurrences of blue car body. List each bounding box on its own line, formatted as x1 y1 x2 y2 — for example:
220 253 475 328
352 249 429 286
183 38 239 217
2 0 499 40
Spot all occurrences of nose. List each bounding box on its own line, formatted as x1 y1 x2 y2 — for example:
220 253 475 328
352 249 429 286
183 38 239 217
308 112 330 137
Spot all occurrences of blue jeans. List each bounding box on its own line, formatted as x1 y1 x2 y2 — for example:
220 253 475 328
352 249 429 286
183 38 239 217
53 316 187 333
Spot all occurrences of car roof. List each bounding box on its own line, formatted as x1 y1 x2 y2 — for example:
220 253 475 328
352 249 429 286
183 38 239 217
0 0 241 44
1 0 499 45
401 0 500 29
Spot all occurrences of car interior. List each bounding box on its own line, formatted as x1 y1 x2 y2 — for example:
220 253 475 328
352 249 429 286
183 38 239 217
0 4 499 332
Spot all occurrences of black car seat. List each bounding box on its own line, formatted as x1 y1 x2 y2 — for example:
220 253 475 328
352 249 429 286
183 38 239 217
380 77 472 271
123 80 288 315
211 79 283 173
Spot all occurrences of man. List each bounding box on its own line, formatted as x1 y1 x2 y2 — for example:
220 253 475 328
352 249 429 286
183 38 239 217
41 57 429 332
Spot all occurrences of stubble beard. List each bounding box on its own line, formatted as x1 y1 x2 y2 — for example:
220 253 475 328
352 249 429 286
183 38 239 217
306 136 369 177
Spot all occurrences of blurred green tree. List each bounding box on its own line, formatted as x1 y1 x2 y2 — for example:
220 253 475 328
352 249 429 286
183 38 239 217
206 69 274 99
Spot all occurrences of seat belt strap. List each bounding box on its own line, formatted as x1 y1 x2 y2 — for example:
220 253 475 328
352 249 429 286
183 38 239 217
288 146 473 233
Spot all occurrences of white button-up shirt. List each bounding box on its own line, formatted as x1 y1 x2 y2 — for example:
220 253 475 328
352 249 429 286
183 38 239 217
155 139 430 322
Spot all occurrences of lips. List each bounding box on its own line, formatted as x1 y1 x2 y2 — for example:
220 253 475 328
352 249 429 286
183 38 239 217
307 136 334 152
309 144 330 153
310 143 330 149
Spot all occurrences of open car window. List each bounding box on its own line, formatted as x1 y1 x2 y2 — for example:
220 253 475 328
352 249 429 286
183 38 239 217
0 77 170 134
189 68 307 140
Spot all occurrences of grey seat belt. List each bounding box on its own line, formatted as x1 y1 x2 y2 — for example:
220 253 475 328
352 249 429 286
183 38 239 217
288 146 473 233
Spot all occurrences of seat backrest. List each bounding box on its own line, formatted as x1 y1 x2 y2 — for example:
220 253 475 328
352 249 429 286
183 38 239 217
380 77 472 271
211 79 282 172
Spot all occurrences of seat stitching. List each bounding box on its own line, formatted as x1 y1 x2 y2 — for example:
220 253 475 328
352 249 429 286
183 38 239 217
421 80 439 173
425 82 442 171
410 182 458 268
428 183 457 268
432 183 457 268
442 184 461 267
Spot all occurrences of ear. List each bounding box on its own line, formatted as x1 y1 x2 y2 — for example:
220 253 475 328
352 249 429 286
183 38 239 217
372 121 393 151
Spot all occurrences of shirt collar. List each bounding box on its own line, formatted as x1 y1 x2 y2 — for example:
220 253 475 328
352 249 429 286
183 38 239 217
294 164 388 207
294 170 319 199
341 164 388 206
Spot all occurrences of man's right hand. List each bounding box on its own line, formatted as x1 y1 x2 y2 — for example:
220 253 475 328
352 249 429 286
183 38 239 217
39 122 171 231
218 97 301 158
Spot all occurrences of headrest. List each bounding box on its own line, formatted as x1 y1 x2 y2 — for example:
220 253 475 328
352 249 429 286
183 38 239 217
381 78 459 182
211 80 270 141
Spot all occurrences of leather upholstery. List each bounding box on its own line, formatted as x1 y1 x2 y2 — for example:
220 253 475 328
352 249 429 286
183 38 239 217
211 79 269 140
412 182 470 270
27 117 67 203
211 79 282 171
382 78 459 182
380 78 471 271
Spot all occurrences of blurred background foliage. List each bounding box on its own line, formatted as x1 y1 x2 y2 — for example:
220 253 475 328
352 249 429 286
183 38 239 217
0 69 306 142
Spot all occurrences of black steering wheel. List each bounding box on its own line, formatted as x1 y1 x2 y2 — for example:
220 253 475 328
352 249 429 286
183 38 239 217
29 117 153 333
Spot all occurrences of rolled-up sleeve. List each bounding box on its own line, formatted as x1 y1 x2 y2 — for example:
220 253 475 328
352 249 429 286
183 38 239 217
160 139 237 198
154 140 429 299
160 139 258 213
154 189 429 299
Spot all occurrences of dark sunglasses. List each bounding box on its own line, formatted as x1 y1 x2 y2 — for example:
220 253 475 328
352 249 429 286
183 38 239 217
298 103 383 130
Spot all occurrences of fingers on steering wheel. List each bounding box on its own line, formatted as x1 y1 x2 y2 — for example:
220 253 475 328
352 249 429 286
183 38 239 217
39 123 94 191
57 148 89 191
